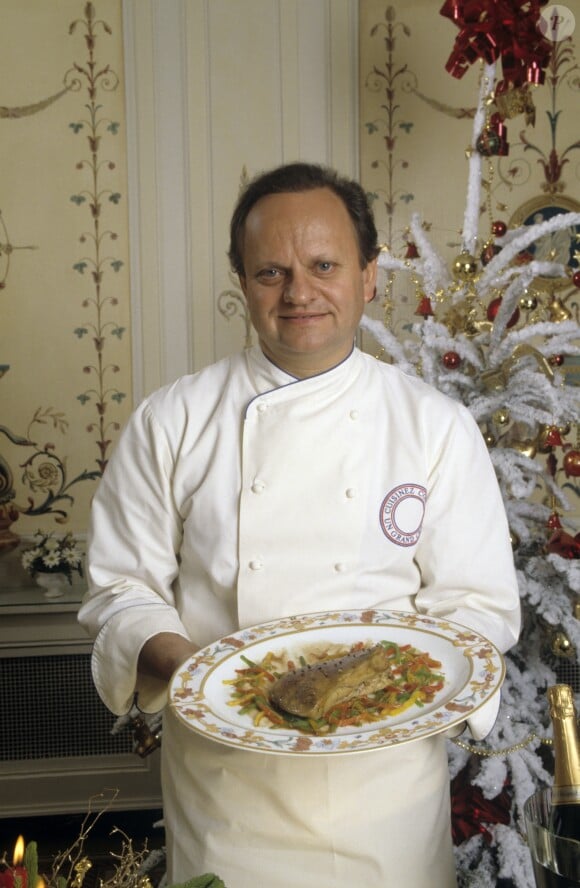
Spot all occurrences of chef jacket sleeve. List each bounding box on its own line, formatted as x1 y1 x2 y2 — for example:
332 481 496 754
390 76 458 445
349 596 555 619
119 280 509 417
78 398 190 715
414 401 521 738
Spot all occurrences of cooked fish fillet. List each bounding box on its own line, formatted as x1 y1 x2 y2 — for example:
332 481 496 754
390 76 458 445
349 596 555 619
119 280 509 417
268 644 392 720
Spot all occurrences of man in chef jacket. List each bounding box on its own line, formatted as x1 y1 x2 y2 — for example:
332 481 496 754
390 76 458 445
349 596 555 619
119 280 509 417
79 162 521 888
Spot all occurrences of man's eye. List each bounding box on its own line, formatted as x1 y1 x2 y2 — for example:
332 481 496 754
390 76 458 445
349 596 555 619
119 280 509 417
317 261 334 272
257 268 281 280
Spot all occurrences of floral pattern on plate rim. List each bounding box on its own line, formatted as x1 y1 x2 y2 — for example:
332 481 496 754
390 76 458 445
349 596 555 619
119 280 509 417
169 609 504 756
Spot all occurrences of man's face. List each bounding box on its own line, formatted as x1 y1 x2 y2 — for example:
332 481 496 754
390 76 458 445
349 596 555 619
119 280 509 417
238 187 377 378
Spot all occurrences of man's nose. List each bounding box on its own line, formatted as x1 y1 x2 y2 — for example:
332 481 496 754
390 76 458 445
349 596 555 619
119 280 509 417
283 269 313 303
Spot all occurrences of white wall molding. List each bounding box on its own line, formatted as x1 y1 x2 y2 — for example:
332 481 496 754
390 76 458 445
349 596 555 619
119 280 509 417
123 0 359 398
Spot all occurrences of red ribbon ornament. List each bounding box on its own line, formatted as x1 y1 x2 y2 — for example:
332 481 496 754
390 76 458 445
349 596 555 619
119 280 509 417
547 529 580 559
451 765 512 845
440 1 553 91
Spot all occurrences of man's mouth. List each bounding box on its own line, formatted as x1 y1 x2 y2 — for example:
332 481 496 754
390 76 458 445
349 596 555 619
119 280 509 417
279 312 328 320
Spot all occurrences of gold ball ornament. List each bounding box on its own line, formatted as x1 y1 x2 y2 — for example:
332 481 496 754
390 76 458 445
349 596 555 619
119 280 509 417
550 630 575 659
492 409 510 426
483 429 496 447
452 251 479 280
519 291 538 311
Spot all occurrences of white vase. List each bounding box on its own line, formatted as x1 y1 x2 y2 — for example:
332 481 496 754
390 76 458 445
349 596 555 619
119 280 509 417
34 572 69 598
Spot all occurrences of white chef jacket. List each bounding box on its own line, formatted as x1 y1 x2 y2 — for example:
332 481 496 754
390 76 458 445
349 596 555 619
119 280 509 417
79 345 520 888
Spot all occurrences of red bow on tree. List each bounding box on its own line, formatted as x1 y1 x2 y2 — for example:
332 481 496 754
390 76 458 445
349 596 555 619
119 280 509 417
440 1 553 90
547 529 580 559
451 764 512 844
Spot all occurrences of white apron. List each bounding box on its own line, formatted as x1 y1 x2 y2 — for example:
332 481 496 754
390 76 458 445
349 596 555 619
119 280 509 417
80 346 520 888
162 713 456 888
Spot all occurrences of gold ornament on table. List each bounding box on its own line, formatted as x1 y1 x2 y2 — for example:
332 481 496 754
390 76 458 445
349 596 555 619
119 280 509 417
70 859 92 888
2 791 227 888
38 791 156 888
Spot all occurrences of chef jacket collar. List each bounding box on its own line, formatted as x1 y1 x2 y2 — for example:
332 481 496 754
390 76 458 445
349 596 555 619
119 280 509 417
246 342 360 398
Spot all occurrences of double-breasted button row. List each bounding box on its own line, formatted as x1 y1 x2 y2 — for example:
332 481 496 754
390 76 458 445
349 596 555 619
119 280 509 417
246 559 349 573
250 480 356 498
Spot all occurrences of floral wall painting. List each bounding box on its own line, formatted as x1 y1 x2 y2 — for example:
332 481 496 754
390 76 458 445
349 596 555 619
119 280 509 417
0 0 131 547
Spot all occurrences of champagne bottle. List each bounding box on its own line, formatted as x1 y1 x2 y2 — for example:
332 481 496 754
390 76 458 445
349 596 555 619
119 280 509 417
548 683 580 843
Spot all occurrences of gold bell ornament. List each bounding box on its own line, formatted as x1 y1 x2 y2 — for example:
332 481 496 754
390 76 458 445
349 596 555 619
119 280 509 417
548 297 572 323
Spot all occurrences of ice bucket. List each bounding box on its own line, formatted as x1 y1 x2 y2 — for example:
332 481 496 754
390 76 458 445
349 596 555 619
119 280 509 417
524 788 580 886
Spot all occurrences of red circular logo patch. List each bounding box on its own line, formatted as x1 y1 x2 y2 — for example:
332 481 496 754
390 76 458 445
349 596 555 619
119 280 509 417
380 483 426 547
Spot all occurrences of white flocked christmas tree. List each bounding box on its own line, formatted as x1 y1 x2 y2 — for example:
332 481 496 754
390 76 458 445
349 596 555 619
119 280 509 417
361 29 580 888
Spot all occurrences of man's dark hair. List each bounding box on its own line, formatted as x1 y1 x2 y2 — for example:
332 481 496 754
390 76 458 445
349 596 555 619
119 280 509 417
228 161 380 275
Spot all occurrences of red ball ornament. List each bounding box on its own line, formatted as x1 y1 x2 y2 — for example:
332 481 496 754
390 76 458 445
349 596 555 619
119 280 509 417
486 296 520 328
481 242 500 266
549 354 564 367
491 220 507 237
572 270 580 288
443 351 461 369
563 450 580 477
544 426 564 447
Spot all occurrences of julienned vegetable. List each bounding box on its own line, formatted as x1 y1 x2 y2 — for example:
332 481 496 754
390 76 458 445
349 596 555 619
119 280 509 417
224 640 445 735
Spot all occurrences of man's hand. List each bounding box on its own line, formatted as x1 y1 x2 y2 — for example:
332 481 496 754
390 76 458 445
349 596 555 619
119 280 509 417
138 632 199 682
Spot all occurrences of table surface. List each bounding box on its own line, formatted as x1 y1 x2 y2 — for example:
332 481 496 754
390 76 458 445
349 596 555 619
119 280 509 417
0 582 85 613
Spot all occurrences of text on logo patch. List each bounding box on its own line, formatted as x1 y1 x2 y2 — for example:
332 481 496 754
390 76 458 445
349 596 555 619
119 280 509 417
380 483 426 547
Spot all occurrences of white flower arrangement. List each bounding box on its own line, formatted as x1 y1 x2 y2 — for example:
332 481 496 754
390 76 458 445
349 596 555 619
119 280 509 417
21 531 84 583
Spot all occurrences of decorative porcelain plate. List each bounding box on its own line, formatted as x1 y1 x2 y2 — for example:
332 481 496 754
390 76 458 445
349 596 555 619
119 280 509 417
169 609 504 756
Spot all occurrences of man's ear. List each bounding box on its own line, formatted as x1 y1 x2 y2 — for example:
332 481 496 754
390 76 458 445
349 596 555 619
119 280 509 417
363 257 378 304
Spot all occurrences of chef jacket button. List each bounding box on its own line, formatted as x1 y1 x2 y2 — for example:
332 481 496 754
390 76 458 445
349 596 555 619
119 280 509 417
334 562 347 573
345 487 356 499
249 559 263 571
349 410 359 420
251 480 266 494
256 402 267 413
